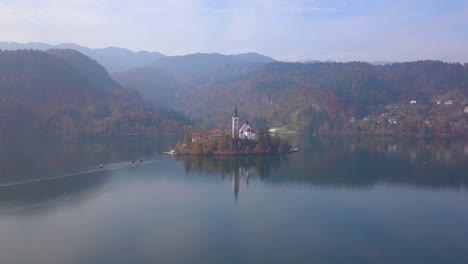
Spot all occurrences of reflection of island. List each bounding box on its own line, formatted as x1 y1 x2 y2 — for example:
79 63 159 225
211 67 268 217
176 155 289 201
176 136 468 190
177 155 287 178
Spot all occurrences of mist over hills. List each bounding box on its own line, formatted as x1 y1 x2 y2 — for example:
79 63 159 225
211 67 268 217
113 52 275 106
115 59 468 135
0 42 275 74
0 42 467 137
0 42 166 73
0 49 186 138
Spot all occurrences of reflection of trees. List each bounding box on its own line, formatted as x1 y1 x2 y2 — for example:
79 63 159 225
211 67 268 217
276 135 468 189
175 136 468 189
176 155 288 179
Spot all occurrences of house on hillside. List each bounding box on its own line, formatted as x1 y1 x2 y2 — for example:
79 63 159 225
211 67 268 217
464 107 468 113
388 118 397 124
445 100 453 105
410 100 417 104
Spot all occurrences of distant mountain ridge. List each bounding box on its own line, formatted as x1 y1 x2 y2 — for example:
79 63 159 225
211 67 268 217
0 42 166 73
0 42 276 74
113 52 275 107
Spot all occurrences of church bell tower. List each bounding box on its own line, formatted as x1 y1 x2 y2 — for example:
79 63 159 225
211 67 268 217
232 105 239 138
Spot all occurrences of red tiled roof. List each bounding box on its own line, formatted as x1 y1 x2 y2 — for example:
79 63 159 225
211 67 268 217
209 129 224 134
191 132 204 138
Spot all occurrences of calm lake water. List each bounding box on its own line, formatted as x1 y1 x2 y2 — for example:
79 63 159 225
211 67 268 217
0 135 468 264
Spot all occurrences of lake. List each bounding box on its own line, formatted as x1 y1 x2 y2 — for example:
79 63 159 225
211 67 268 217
0 135 468 264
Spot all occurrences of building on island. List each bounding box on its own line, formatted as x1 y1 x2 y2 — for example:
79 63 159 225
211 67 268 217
464 107 468 113
232 105 256 140
209 129 224 140
191 132 204 142
232 105 239 138
239 120 256 139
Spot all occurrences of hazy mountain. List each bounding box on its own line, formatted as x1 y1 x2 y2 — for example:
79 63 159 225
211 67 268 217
151 52 275 79
0 42 166 73
115 60 468 135
369 61 399 65
113 52 275 106
46 49 122 91
0 49 185 137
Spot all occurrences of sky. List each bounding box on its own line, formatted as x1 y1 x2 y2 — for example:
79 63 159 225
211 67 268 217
1 0 467 62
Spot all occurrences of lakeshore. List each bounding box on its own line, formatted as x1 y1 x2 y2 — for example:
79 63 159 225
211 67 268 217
171 129 293 156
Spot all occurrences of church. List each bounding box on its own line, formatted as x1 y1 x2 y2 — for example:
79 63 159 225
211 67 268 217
232 106 256 140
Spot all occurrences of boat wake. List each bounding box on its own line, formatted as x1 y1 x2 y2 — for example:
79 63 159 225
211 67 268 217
0 159 161 188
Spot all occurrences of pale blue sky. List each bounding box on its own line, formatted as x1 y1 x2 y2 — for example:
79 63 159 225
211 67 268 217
1 0 467 62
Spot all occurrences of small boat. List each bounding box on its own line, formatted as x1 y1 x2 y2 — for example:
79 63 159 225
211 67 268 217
163 150 177 156
98 164 104 168
288 148 300 153
131 160 135 163
139 158 144 162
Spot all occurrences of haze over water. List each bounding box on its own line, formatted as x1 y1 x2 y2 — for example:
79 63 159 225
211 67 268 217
0 135 468 264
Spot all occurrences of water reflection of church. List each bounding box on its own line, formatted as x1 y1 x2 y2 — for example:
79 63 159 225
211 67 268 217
231 166 256 202
178 155 285 202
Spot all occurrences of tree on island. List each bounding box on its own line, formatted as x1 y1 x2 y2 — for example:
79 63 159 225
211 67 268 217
178 128 292 155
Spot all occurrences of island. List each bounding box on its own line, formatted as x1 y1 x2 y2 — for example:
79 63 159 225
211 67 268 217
171 106 294 156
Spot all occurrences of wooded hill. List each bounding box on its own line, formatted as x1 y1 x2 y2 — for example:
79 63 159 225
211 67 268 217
0 49 186 138
115 59 468 136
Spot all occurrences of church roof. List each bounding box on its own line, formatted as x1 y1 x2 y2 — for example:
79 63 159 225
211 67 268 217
239 123 255 133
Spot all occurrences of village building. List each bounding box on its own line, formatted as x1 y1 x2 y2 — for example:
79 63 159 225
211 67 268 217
410 100 417 104
388 118 397 124
464 107 468 113
209 129 224 140
191 132 204 142
445 100 453 105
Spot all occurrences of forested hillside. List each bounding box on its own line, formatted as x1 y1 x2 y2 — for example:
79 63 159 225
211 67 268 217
0 49 186 138
113 52 275 107
115 60 468 136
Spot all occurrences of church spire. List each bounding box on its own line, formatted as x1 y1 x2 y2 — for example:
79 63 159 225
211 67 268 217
234 104 238 117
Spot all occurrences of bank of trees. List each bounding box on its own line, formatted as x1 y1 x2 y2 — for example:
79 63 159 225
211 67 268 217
180 128 291 155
